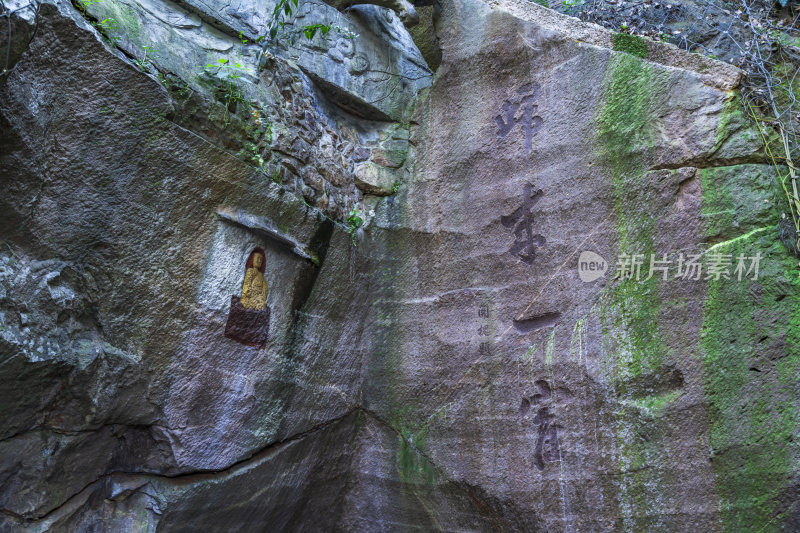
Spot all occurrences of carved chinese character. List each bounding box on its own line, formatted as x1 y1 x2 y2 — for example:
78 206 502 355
520 380 572 471
495 83 544 154
531 406 560 470
501 183 546 265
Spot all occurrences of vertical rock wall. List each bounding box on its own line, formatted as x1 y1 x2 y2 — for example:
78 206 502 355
1 0 798 530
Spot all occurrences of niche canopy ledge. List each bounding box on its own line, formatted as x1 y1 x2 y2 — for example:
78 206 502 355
216 207 318 265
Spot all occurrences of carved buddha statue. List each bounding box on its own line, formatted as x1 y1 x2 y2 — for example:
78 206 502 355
240 250 268 310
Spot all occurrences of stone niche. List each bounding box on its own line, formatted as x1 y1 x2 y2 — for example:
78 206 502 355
196 209 322 349
157 208 329 472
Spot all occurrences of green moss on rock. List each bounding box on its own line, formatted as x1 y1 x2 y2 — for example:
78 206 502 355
612 33 648 59
396 429 436 486
699 165 784 244
596 53 669 379
702 236 800 532
700 163 800 532
595 53 675 531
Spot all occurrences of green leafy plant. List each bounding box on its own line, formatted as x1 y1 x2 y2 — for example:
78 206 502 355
560 0 584 16
346 205 364 244
75 0 102 13
200 58 251 125
133 45 157 71
267 0 299 41
157 72 193 100
94 18 120 42
262 0 353 44
242 141 269 174
301 23 332 40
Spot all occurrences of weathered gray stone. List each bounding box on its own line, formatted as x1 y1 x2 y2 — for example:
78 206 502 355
1 0 799 531
274 3 432 121
0 2 357 519
325 0 421 27
99 0 433 121
354 161 397 195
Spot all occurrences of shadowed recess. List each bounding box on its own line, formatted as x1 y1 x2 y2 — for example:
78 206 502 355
512 312 562 334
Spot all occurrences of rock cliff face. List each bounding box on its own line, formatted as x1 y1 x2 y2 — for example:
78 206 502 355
1 0 798 530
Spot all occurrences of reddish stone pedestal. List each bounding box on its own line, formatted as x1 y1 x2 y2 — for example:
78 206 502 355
224 295 270 348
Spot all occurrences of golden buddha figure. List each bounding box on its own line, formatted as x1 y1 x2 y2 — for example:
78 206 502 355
240 249 268 310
